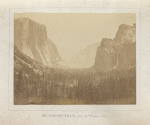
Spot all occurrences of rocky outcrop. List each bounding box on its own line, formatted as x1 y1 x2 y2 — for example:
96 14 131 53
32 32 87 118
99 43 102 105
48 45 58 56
94 24 136 71
94 38 117 71
114 24 136 44
14 45 53 75
14 17 63 68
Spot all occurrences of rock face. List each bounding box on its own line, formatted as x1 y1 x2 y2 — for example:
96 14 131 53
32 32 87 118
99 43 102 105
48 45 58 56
118 42 136 70
14 17 63 68
114 24 136 44
94 38 117 71
94 24 136 71
14 45 53 75
68 42 100 69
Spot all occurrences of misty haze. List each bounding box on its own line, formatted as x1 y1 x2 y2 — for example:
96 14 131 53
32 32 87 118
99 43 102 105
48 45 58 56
14 13 136 105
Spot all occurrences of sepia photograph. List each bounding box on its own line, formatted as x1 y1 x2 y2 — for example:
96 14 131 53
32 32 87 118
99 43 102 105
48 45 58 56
14 13 136 105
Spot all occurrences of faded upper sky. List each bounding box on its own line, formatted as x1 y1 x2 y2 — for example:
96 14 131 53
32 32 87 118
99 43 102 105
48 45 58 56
14 13 136 62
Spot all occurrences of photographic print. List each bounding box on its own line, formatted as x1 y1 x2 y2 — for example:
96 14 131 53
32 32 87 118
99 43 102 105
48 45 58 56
14 13 136 105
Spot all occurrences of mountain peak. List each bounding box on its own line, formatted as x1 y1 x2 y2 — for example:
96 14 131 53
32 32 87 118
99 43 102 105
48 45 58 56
68 42 100 69
100 38 114 48
114 24 136 44
15 17 46 28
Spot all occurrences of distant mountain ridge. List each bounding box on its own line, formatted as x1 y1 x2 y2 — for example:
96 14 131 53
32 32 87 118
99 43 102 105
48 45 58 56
68 42 100 68
14 17 64 68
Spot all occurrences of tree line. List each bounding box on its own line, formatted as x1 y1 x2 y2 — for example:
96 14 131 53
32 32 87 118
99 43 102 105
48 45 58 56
14 59 136 105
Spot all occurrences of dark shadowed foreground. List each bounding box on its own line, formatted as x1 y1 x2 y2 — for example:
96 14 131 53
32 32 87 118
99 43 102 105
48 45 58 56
14 47 136 105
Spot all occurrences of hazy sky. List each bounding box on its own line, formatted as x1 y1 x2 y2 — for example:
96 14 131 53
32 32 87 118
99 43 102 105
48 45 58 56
14 13 136 62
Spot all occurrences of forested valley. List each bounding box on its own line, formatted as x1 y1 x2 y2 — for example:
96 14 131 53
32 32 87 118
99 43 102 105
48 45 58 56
14 47 136 105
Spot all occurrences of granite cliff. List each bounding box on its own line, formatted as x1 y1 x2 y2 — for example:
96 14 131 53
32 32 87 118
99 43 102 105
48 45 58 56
14 17 63 68
94 24 136 71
